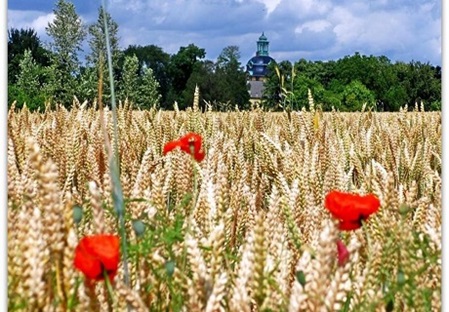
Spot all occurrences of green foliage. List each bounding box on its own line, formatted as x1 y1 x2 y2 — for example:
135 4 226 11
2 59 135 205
119 54 140 103
291 74 327 110
8 28 52 84
216 45 240 69
182 61 214 110
9 49 53 111
429 100 441 111
16 50 40 94
137 67 162 109
45 0 86 106
122 44 171 107
76 66 98 103
168 44 206 107
401 61 441 110
7 2 441 113
180 46 250 111
87 5 122 103
263 53 441 112
213 46 250 109
86 6 120 67
262 60 293 109
341 80 376 112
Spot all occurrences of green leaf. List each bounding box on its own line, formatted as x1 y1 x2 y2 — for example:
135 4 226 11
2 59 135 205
296 270 306 287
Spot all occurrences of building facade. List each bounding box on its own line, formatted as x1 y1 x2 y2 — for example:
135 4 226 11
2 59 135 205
246 33 276 105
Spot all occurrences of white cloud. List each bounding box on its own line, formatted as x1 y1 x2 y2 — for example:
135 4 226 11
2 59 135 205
295 20 332 34
284 0 331 17
327 2 440 62
8 10 54 37
7 0 441 65
32 13 55 34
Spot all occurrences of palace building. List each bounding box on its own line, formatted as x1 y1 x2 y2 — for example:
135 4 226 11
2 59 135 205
246 32 276 105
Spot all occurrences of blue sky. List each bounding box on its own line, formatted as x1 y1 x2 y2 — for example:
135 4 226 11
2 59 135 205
7 0 441 66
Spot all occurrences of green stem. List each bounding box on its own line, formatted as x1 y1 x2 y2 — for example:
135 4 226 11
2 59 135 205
67 277 81 310
103 270 116 309
100 0 130 289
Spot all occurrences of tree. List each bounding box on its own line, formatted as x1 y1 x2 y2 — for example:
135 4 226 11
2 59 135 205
9 50 48 110
262 60 292 109
87 6 122 103
292 75 329 110
8 28 52 83
215 46 250 109
180 46 250 111
341 80 376 111
119 54 140 103
383 85 408 111
168 44 206 106
76 66 98 104
214 46 250 109
123 44 171 107
137 67 161 109
182 60 218 110
15 50 40 99
216 45 240 69
86 6 120 66
46 0 86 106
404 61 441 110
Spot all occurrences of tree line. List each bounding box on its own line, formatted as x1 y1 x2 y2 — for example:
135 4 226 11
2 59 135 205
263 55 441 111
8 0 441 112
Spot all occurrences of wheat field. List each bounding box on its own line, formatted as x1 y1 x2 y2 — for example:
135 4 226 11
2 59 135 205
7 98 441 311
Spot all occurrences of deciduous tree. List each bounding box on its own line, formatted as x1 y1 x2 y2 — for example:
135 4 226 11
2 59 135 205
123 45 171 107
138 67 161 109
87 6 122 103
8 28 51 83
168 44 206 106
46 0 86 106
120 54 140 104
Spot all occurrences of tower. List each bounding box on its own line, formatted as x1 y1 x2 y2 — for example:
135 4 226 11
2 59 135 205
256 32 269 56
246 32 276 105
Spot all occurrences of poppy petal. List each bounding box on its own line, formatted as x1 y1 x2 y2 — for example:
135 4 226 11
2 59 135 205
74 234 120 282
179 133 202 154
325 191 361 221
336 239 350 266
163 133 205 162
83 235 120 272
74 238 103 280
357 194 381 219
194 150 205 162
325 191 380 231
163 140 181 155
178 141 193 155
338 220 363 231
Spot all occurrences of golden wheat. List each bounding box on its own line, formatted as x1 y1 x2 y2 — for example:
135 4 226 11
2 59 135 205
7 103 441 311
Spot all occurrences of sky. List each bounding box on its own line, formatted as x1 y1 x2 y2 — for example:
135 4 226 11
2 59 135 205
7 0 442 67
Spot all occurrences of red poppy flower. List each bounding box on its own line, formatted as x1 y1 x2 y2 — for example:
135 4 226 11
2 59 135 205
324 191 380 231
74 234 120 282
336 239 350 267
163 132 205 162
163 140 182 155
